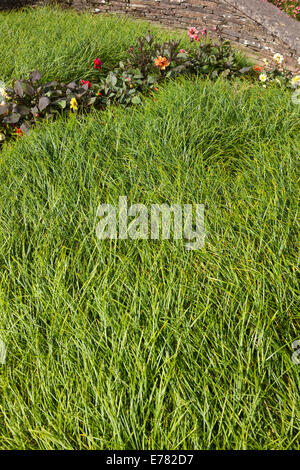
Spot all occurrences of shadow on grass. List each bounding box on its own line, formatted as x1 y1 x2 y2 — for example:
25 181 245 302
0 0 56 11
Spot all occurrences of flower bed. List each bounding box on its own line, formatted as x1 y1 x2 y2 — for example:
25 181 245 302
1 27 299 147
267 0 300 20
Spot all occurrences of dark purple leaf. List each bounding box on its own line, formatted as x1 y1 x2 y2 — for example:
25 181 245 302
29 70 42 83
13 105 31 116
0 104 8 116
14 81 24 98
20 122 31 134
3 113 21 124
239 66 251 74
14 80 35 98
38 96 51 112
67 82 77 90
31 106 39 116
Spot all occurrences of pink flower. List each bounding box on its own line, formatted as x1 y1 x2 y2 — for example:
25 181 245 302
201 28 207 36
179 49 187 53
94 58 102 70
188 27 199 39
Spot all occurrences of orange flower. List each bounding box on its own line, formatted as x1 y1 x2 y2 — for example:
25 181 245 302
154 56 169 70
253 65 264 72
16 128 23 137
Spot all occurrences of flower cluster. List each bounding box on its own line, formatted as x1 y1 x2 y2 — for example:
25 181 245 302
266 0 300 20
0 70 102 145
254 53 300 88
188 26 207 41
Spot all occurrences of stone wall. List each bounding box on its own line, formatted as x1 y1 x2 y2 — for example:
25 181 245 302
1 0 299 68
69 0 300 66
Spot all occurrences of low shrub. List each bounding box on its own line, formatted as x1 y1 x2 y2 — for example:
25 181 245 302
0 71 101 142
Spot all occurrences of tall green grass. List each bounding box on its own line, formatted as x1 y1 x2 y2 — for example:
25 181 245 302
0 6 299 450
0 5 192 84
0 5 248 85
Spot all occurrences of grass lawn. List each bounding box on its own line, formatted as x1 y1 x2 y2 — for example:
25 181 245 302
0 6 299 450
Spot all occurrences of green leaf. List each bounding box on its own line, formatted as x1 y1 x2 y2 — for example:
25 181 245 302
87 97 97 105
56 100 67 109
131 96 141 105
109 74 117 87
146 75 156 84
176 53 188 60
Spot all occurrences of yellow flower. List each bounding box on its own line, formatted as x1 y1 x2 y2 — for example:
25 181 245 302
70 97 78 111
0 133 5 142
259 73 268 82
273 53 284 65
263 58 269 66
291 75 300 87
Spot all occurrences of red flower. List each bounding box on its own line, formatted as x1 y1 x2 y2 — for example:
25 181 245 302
94 58 102 70
80 79 92 88
253 65 264 72
16 128 23 137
